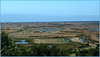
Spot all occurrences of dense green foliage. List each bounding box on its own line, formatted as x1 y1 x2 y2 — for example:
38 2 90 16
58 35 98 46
1 44 73 56
75 46 99 56
1 32 11 49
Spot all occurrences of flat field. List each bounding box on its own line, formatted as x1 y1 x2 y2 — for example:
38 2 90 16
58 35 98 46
1 21 99 49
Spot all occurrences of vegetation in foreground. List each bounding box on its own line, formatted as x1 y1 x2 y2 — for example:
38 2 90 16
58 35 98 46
1 32 99 56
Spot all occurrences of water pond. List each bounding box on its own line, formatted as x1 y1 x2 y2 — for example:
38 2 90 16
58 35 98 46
40 31 43 32
49 45 53 47
36 28 60 31
80 37 91 42
38 28 61 32
80 38 84 42
16 28 21 30
15 40 29 44
88 29 99 31
66 39 70 42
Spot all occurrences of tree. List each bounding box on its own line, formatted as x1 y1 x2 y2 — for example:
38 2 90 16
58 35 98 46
1 32 11 49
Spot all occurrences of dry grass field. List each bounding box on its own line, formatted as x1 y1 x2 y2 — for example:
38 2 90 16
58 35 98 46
69 38 82 43
34 39 68 44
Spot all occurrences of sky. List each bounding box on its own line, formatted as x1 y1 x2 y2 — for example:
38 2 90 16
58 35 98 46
1 1 99 22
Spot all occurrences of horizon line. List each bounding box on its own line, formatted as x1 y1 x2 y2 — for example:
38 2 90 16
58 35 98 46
1 21 99 23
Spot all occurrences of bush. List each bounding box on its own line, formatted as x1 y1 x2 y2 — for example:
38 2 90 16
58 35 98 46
1 44 73 56
75 46 99 56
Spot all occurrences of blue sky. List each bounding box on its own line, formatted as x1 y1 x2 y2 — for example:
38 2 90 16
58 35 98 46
1 1 99 22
